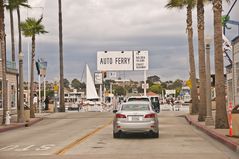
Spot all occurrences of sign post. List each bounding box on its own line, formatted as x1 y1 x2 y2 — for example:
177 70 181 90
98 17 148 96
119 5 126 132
54 84 59 112
94 72 103 102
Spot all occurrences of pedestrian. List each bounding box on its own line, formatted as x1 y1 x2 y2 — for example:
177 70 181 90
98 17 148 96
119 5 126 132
33 94 38 112
171 98 174 111
44 96 49 111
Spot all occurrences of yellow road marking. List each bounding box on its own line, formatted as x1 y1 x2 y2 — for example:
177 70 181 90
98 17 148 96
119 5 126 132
55 120 112 155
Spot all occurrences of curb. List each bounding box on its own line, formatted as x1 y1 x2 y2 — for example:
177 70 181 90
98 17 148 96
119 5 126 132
0 117 43 133
25 117 43 127
185 115 239 152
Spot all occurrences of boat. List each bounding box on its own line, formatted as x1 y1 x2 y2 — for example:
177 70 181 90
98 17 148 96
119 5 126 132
83 64 102 111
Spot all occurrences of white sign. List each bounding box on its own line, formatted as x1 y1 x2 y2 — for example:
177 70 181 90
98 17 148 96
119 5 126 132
142 83 149 89
94 72 103 85
108 72 117 79
134 51 148 70
97 51 133 71
165 90 176 95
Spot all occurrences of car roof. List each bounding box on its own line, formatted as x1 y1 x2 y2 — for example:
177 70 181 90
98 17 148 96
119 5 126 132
127 96 149 98
127 96 150 100
122 101 150 105
120 101 152 111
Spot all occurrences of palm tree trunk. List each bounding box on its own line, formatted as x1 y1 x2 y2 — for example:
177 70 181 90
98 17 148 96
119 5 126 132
0 0 8 125
30 35 35 118
17 6 24 122
10 9 15 62
213 0 229 129
186 5 198 114
197 0 207 121
17 7 22 54
59 0 65 112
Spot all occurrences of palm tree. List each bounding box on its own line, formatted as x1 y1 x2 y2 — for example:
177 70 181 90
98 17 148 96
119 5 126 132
5 0 30 123
197 0 207 121
58 0 65 112
5 0 30 61
20 16 48 118
5 0 16 62
213 0 229 128
165 0 199 114
0 0 8 125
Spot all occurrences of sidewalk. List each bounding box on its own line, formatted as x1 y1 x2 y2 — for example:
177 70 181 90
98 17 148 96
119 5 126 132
185 114 239 152
0 113 50 133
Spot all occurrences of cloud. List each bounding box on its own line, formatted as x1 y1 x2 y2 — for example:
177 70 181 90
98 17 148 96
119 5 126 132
4 0 239 83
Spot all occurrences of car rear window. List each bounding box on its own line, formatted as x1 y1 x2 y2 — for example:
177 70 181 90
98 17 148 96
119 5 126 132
128 98 149 102
121 104 150 111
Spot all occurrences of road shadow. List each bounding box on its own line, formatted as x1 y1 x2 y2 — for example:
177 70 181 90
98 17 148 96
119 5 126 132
116 133 157 140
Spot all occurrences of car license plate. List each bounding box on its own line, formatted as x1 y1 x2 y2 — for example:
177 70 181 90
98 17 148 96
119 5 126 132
132 116 140 121
128 116 142 121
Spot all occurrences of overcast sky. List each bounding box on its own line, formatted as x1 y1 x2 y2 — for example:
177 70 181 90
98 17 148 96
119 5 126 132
4 0 239 82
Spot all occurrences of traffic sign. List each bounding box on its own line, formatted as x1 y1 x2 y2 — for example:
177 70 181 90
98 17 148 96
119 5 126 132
54 85 59 91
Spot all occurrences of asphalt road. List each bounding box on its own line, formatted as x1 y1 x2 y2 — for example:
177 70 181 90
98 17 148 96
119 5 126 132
0 109 238 159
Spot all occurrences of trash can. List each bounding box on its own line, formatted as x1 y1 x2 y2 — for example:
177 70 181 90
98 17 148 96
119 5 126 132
24 105 30 122
232 105 239 137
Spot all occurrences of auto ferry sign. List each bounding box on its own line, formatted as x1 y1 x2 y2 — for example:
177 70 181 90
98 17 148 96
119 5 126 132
97 51 133 71
97 51 148 71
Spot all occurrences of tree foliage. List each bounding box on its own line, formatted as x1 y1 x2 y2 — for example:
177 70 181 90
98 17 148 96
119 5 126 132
71 79 81 90
63 78 70 88
113 85 126 96
149 84 162 94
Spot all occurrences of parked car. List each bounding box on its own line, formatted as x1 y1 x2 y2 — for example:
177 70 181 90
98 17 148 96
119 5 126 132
113 101 159 138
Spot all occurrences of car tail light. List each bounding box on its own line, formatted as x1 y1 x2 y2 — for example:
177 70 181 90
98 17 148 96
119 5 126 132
116 114 126 118
145 113 156 118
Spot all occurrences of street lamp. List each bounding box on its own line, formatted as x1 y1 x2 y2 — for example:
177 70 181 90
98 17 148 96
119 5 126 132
18 52 25 123
205 35 214 126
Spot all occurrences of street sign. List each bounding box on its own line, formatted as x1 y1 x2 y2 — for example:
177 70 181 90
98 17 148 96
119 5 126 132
53 85 59 91
97 51 133 71
186 79 192 88
108 72 117 79
133 51 148 70
142 83 149 89
94 72 103 84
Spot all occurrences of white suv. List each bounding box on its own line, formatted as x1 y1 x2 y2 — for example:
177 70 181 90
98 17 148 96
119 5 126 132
127 96 151 102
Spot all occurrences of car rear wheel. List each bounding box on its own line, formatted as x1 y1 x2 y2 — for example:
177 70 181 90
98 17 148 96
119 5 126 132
151 132 159 138
113 132 121 138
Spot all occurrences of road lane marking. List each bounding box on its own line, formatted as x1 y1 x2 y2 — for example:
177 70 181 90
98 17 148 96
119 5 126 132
0 144 56 152
55 120 112 155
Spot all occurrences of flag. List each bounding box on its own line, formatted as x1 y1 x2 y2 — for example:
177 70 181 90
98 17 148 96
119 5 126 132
35 60 40 75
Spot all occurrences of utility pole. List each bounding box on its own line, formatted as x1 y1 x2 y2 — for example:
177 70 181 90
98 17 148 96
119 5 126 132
205 36 214 126
18 52 24 122
58 0 65 112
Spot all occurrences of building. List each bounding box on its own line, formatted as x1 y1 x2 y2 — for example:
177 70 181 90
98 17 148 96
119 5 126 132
0 60 18 115
232 35 239 106
226 64 233 106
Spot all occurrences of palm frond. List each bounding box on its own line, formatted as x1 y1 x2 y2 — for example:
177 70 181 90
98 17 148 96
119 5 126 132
21 16 48 37
165 0 196 9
